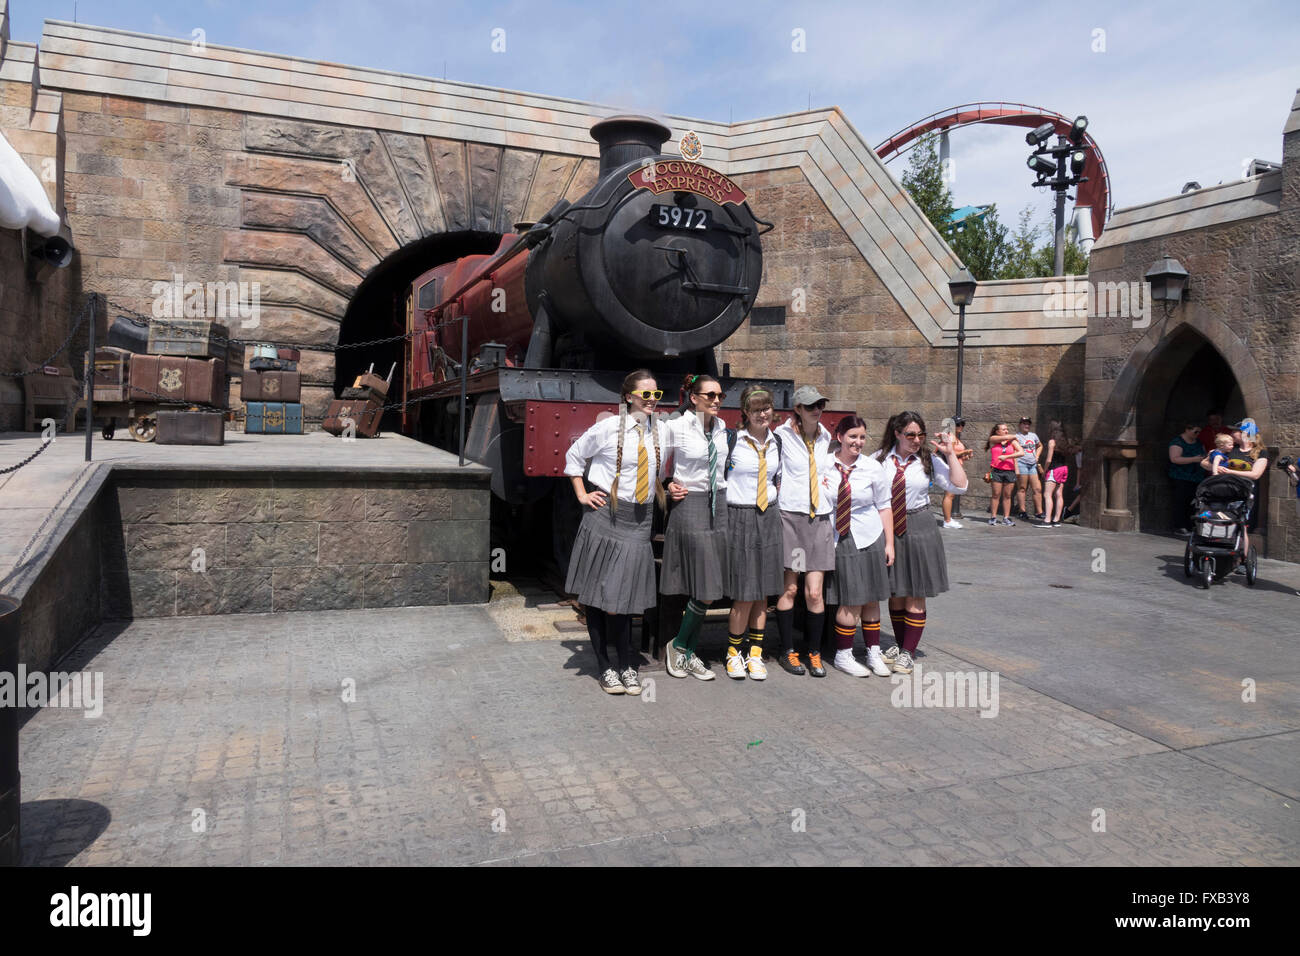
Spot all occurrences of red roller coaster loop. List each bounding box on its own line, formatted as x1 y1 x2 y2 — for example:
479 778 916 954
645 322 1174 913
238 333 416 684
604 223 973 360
876 101 1113 240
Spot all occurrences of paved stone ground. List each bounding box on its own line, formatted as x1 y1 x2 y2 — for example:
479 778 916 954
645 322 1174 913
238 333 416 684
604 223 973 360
16 519 1300 866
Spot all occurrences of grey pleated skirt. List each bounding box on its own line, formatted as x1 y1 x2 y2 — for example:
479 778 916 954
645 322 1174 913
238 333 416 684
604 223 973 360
564 497 657 615
661 487 729 600
780 510 835 571
725 504 784 602
825 534 892 606
889 506 950 597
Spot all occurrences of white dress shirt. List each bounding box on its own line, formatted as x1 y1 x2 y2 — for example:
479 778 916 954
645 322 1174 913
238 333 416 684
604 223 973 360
820 452 892 549
725 427 781 507
775 418 833 515
665 409 729 492
565 414 668 502
877 443 968 509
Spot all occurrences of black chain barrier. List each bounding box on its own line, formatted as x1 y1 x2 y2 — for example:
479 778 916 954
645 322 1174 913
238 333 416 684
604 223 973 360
0 296 94 378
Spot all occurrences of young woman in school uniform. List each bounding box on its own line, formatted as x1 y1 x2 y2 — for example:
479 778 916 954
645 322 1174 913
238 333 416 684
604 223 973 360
722 385 784 681
772 385 835 676
661 373 729 683
822 415 896 678
874 411 969 675
564 369 667 696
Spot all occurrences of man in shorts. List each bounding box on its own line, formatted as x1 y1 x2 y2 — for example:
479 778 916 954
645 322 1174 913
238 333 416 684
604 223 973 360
1013 417 1043 521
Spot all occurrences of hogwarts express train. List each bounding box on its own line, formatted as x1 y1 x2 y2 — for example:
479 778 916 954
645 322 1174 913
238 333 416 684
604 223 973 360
397 116 800 569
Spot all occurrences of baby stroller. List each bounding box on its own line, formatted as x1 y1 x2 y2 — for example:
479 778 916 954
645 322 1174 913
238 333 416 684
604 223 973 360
1183 474 1258 588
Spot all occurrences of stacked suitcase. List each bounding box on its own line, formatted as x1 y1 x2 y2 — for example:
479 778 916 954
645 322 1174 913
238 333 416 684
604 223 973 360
242 345 303 434
323 363 392 438
133 318 232 445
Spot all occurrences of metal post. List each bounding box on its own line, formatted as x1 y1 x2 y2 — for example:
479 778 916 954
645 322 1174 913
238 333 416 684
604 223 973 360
458 314 468 466
84 294 95 462
954 301 966 420
1053 135 1067 276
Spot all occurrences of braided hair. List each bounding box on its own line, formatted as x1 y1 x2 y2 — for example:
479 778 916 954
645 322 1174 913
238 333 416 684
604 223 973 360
610 369 665 515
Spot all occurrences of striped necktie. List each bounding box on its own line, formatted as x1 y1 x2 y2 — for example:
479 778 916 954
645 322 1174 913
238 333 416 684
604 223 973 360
891 455 908 537
634 425 649 504
706 426 717 518
807 438 819 517
746 437 768 512
835 462 852 538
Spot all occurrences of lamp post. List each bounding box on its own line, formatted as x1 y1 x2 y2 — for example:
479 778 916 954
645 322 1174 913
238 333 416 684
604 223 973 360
1027 116 1091 275
947 266 978 419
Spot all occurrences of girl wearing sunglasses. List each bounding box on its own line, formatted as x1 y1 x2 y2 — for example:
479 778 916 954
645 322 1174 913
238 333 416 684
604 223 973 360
772 385 835 677
661 374 730 682
564 368 668 696
872 411 968 675
722 385 784 680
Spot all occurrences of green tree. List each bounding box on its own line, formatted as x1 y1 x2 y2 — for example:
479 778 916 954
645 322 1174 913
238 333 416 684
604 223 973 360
900 133 954 237
951 204 1008 281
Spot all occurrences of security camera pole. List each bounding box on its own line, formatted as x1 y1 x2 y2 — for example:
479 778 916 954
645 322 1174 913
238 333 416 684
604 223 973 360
1027 116 1090 276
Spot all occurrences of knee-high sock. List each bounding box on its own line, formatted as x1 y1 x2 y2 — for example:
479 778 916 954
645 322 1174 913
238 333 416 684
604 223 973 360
747 628 764 658
804 610 824 657
606 613 632 671
775 606 795 655
586 606 610 672
902 610 926 654
862 618 881 648
814 606 835 658
889 606 907 648
727 632 745 657
834 623 855 651
674 599 708 652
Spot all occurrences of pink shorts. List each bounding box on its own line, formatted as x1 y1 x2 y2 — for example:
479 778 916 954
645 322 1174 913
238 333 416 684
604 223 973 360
1047 466 1068 484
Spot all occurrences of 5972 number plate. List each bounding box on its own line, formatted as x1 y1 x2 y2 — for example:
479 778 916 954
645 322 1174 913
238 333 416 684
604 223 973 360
649 204 710 230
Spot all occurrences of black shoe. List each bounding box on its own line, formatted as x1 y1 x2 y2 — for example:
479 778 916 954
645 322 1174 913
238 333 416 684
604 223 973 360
779 651 806 675
806 653 827 677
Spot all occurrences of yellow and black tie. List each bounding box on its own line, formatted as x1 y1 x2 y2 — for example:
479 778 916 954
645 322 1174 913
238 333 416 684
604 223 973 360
747 437 768 512
635 425 649 504
807 438 818 517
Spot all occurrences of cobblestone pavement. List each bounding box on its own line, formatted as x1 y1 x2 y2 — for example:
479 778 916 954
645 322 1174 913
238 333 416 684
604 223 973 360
17 521 1300 865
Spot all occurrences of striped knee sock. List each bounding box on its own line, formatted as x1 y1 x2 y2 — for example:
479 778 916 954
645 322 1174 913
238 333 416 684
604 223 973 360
902 610 926 654
889 606 907 648
834 623 856 651
674 599 708 652
747 628 764 658
862 619 881 647
727 632 744 657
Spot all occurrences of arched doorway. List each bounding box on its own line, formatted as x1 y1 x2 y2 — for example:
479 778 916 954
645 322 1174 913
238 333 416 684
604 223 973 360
336 231 502 429
1133 326 1250 534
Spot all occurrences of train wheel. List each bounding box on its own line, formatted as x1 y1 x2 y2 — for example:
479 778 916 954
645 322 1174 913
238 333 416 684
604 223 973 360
128 415 157 442
1199 555 1214 590
1182 542 1194 578
1245 546 1258 586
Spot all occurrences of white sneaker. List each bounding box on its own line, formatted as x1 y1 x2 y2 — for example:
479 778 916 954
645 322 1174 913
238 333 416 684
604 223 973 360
833 649 871 677
665 642 688 678
883 644 900 663
745 653 768 681
865 645 892 677
892 650 915 675
943 519 962 529
685 654 716 681
725 651 747 679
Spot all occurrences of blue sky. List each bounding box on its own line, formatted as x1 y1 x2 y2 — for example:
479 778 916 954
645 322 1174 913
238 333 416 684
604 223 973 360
14 1 1300 237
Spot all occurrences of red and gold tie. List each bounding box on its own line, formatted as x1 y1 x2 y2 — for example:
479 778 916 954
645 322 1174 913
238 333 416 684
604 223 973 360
835 463 852 538
891 455 908 537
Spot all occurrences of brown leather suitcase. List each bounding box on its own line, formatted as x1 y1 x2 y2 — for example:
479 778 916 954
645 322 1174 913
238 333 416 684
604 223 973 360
323 396 382 437
156 408 225 445
84 347 133 403
241 369 301 403
130 355 227 405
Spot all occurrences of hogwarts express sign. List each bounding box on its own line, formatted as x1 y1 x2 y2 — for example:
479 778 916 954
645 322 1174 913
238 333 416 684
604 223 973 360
627 161 747 205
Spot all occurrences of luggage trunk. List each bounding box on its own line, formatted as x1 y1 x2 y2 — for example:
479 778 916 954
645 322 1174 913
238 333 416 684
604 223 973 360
241 369 301 403
323 397 382 437
129 356 227 405
352 372 389 398
249 356 298 372
84 347 133 403
155 408 225 445
245 402 304 434
147 318 230 361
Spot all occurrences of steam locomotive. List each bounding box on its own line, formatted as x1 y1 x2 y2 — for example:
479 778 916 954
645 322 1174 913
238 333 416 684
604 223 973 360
399 116 798 568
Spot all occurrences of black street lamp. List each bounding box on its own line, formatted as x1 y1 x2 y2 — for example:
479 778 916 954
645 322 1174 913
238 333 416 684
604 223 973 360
947 266 978 419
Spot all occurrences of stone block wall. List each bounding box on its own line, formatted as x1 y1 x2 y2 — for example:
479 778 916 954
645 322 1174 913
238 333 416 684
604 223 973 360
100 473 490 617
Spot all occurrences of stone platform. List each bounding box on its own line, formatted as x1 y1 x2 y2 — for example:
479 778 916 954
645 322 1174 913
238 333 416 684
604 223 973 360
0 430 490 673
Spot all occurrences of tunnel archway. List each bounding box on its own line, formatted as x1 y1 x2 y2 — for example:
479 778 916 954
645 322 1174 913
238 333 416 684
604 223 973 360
336 230 502 427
